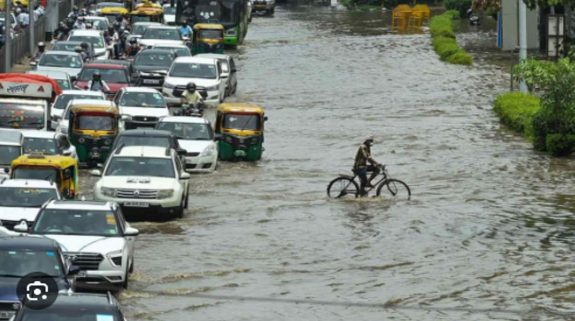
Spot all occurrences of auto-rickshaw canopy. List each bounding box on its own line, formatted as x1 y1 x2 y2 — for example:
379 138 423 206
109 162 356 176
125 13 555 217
11 154 79 198
70 104 120 136
216 103 265 136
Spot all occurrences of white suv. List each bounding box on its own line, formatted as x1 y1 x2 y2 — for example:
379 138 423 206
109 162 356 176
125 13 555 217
0 179 60 230
15 200 139 291
113 87 170 130
93 146 190 219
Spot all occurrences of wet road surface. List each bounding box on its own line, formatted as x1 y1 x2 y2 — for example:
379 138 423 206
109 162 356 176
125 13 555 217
81 6 575 321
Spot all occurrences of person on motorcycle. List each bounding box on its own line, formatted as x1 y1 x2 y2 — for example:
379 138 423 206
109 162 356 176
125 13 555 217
54 21 69 40
73 16 86 30
74 46 88 62
68 6 79 18
179 22 193 38
80 42 92 61
353 136 381 196
33 42 46 60
181 82 204 106
125 38 141 57
88 72 110 93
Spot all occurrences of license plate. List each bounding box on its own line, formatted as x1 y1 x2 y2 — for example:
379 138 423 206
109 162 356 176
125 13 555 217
124 202 149 208
143 79 160 85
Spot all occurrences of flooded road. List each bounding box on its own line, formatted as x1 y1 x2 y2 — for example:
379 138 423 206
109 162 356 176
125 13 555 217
101 6 575 320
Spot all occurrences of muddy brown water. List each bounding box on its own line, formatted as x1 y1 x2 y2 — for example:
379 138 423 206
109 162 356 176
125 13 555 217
79 6 575 321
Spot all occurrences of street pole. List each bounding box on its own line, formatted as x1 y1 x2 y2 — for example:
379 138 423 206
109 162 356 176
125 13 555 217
518 0 528 93
29 0 35 58
4 0 11 72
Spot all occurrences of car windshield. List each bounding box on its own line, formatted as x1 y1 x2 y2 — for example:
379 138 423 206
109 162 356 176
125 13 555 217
120 92 166 107
198 29 223 39
157 122 213 140
78 68 128 83
133 24 155 35
12 167 59 183
164 6 176 14
33 209 120 236
77 115 116 131
115 136 170 148
0 249 63 277
0 145 21 165
23 137 58 155
142 28 181 40
155 46 190 56
87 19 108 30
223 114 260 131
39 54 82 68
135 52 173 68
105 157 175 178
0 186 57 207
19 310 118 321
54 94 105 110
169 62 217 79
53 43 82 52
55 79 72 90
68 35 104 49
0 102 45 130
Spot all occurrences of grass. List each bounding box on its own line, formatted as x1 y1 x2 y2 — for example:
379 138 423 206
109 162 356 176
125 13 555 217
429 10 472 65
493 92 541 140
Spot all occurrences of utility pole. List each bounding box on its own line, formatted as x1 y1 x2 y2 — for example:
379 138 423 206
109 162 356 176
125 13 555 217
4 0 11 72
29 0 35 58
518 0 528 93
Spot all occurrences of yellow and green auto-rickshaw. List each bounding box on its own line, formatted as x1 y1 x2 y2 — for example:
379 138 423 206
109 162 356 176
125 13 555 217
192 24 225 55
130 2 164 24
10 154 79 199
68 102 120 167
215 103 266 161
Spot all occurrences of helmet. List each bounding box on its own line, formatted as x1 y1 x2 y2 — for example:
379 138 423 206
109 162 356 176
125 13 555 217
92 72 101 81
186 82 196 92
37 42 45 47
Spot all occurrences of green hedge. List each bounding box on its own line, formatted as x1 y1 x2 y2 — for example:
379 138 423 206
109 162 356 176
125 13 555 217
429 11 472 65
493 92 540 139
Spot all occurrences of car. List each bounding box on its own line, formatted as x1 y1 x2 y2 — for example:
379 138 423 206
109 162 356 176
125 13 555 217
97 59 135 83
163 3 176 25
252 0 276 15
52 40 96 61
93 146 190 219
162 56 227 106
21 131 78 160
74 63 131 98
27 70 73 91
139 25 184 48
0 236 74 321
84 16 110 31
56 99 116 136
110 129 185 161
50 90 106 130
12 292 126 321
17 200 139 291
132 49 177 88
67 29 110 60
0 130 22 176
113 87 170 130
131 21 162 37
156 116 218 172
152 43 192 57
196 53 238 97
0 179 61 230
34 51 83 78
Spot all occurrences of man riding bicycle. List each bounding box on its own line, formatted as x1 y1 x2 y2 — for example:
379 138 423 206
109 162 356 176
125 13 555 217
353 136 381 196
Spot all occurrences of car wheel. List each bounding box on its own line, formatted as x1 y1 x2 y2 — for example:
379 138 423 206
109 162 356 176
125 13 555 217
122 265 129 289
129 258 134 274
184 192 189 209
175 196 185 219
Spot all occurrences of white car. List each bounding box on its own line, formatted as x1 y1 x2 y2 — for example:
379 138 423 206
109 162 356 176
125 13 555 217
162 56 227 106
156 116 218 172
0 130 22 176
162 4 176 25
139 25 184 48
35 51 83 78
113 87 170 130
93 146 190 219
68 29 110 60
50 90 106 130
0 179 61 230
56 99 117 136
21 130 78 161
15 200 139 291
84 16 110 31
195 53 238 97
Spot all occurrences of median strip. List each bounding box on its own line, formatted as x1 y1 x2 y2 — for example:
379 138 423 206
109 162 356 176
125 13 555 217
429 10 472 65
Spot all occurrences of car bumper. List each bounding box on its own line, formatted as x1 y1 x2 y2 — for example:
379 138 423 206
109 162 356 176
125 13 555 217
253 3 274 10
184 154 217 172
94 193 182 217
75 270 125 291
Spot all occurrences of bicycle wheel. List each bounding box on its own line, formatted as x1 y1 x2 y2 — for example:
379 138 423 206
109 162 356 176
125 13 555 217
327 177 359 199
376 179 411 200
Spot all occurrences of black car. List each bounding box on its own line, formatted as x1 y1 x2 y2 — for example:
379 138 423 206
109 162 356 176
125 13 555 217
132 49 177 89
13 292 125 321
111 129 186 160
0 236 74 320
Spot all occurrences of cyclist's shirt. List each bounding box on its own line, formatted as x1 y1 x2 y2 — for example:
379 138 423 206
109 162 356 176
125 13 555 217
354 143 375 169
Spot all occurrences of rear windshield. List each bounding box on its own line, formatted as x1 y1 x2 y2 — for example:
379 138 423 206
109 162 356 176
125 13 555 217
115 136 170 148
77 115 115 131
78 68 128 83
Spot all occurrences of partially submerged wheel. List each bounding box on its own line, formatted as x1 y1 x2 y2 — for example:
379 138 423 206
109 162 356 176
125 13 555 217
327 177 359 199
376 179 411 200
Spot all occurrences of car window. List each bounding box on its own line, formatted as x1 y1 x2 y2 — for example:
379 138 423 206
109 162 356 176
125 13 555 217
54 94 105 110
134 52 174 68
23 137 58 155
156 122 213 140
0 249 64 277
169 62 217 79
0 187 58 207
78 68 129 83
143 28 181 40
115 136 170 148
39 54 82 68
120 92 166 108
105 156 175 178
33 209 120 236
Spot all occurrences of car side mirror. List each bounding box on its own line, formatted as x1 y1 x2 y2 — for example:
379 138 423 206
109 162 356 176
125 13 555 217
63 150 72 156
124 226 139 237
14 221 29 233
181 172 190 180
68 265 81 275
121 114 132 121
176 148 186 156
89 169 102 177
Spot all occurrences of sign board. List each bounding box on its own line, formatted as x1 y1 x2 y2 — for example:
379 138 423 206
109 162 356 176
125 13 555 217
0 81 52 99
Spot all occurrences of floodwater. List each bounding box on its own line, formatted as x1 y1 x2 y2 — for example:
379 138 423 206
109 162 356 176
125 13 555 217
85 6 575 321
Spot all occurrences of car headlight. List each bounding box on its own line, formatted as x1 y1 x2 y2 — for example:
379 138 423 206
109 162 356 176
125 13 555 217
101 187 116 197
106 250 123 267
157 189 174 199
205 84 219 91
200 144 216 157
163 82 176 89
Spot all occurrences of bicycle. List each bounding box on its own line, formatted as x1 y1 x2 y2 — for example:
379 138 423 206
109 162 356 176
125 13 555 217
327 165 411 200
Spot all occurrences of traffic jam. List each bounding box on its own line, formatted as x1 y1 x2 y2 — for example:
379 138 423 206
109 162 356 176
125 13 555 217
0 0 269 319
